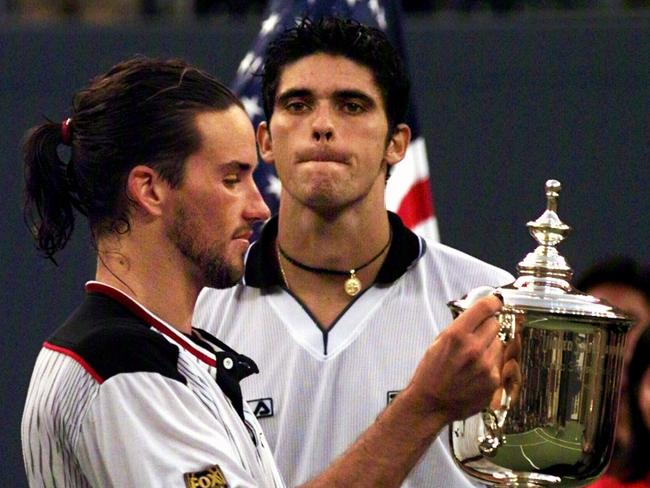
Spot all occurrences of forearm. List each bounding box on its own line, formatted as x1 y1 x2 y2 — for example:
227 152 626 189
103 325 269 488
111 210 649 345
300 383 446 488
301 296 504 488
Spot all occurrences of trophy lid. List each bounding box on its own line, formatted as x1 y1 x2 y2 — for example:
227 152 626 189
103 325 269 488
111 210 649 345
496 180 631 323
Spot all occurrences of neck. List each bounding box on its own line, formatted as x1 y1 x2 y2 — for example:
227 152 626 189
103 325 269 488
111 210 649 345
277 200 391 271
95 235 198 334
275 202 391 308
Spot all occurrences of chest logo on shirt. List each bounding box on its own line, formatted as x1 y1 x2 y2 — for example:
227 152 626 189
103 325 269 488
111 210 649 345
184 464 229 488
248 397 274 418
387 390 401 405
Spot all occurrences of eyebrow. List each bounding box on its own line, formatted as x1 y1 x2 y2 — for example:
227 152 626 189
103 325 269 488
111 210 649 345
276 88 377 108
333 90 376 108
221 160 256 172
276 88 313 106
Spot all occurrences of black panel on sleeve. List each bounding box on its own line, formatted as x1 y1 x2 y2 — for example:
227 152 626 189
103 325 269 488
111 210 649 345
48 293 185 384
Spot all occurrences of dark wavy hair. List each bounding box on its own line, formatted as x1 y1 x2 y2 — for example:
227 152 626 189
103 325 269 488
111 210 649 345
261 16 410 135
575 256 650 306
23 56 242 262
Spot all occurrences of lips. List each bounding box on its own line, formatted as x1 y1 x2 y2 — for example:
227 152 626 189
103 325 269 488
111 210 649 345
298 148 349 164
232 228 254 242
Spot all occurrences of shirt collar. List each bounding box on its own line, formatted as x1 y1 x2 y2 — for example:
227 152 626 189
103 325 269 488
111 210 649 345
243 211 427 289
84 281 258 380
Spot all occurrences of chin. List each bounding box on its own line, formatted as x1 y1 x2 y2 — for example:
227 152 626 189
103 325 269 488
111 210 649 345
202 258 243 289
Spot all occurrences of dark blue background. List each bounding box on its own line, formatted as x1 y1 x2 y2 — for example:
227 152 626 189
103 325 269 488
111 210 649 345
2 12 648 484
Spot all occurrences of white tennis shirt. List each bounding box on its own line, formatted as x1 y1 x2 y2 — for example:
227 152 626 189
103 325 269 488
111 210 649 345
22 281 284 488
195 213 513 487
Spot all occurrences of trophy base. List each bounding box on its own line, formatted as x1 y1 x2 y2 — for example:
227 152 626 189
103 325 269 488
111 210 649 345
457 462 596 487
465 467 562 487
455 454 597 487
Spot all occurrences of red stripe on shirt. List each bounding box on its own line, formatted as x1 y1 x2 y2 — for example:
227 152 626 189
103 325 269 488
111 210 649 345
43 342 105 384
85 282 217 367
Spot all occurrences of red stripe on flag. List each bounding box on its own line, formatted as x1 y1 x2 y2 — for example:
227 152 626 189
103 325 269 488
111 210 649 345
397 178 435 229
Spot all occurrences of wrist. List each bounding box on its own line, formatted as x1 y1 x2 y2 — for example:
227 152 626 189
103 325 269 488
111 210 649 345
382 382 448 440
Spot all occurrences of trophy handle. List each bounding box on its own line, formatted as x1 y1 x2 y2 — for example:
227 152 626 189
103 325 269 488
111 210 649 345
478 390 511 455
478 307 518 456
497 306 516 343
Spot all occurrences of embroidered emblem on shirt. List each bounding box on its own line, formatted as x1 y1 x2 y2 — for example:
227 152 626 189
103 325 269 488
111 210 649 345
248 397 274 418
184 464 229 488
387 390 401 405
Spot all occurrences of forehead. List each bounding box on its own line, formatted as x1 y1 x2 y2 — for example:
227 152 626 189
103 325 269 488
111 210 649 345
589 283 650 319
192 107 256 163
277 53 383 102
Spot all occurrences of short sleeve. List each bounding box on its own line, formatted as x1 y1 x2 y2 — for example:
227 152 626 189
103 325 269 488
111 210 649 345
76 372 261 488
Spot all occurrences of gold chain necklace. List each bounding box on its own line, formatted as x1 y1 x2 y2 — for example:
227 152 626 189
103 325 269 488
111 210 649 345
276 245 291 291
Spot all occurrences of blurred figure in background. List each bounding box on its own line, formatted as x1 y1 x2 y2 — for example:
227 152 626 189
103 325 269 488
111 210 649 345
576 256 650 487
588 324 650 487
575 256 650 359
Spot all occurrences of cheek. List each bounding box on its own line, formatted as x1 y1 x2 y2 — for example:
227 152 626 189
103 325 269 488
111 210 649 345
188 195 229 233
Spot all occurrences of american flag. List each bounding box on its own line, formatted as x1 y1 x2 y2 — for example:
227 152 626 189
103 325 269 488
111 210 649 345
232 0 439 241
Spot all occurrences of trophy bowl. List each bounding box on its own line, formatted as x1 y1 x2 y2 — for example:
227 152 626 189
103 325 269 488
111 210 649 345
448 180 633 487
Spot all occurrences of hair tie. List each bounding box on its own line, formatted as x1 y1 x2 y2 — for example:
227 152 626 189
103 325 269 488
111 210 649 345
61 118 73 146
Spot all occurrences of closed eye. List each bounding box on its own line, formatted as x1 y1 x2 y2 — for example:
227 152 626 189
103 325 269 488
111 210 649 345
222 162 253 187
223 174 241 187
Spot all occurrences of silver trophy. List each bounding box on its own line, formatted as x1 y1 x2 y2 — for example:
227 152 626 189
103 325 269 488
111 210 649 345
448 180 633 487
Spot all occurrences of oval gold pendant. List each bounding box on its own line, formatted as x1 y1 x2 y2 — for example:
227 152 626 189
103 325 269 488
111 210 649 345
344 275 362 296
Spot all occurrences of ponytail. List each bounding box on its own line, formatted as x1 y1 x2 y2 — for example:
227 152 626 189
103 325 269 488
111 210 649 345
23 120 79 263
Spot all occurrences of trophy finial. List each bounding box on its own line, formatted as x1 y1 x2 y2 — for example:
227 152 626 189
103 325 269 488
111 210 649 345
545 179 561 211
517 179 573 280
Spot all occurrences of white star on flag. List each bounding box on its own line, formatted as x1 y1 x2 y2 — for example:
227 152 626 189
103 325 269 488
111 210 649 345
241 96 263 120
266 173 283 200
237 52 262 78
261 13 281 36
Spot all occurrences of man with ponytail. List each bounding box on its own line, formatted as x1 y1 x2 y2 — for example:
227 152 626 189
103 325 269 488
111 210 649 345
21 55 505 487
21 56 282 487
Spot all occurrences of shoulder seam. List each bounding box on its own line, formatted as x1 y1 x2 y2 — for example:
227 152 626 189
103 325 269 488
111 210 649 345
43 342 104 384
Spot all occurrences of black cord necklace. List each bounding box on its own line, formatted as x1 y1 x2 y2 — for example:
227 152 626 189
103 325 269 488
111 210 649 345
277 231 392 297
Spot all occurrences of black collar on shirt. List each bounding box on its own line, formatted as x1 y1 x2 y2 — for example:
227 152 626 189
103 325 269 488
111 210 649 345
243 211 427 289
78 284 258 422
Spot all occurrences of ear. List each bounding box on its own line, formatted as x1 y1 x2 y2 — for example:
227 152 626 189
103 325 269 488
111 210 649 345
126 165 169 217
257 121 275 165
384 123 412 168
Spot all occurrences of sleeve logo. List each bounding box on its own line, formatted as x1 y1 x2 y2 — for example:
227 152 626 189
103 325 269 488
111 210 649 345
184 464 229 488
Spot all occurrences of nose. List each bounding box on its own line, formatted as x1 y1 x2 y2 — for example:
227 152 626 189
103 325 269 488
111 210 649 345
311 105 335 142
244 181 271 223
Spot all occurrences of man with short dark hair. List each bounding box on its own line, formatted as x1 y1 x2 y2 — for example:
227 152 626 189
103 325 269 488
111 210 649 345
195 17 513 487
22 55 505 487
